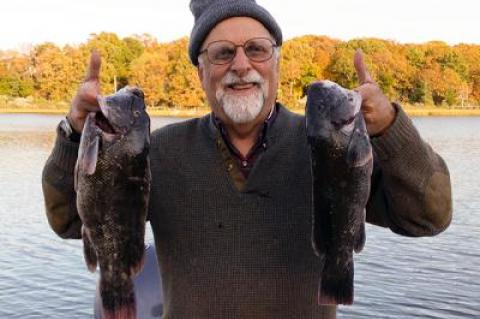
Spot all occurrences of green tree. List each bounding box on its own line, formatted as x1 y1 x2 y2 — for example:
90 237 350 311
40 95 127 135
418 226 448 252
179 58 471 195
82 32 145 92
0 52 34 97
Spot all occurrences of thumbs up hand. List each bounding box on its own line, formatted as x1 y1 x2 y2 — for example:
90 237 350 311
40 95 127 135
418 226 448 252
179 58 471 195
354 50 396 137
67 51 102 134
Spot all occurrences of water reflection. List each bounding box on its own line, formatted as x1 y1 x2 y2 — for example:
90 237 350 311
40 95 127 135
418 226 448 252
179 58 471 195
0 115 479 318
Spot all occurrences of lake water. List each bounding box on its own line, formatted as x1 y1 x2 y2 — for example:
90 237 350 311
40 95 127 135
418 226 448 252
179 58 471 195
0 114 479 318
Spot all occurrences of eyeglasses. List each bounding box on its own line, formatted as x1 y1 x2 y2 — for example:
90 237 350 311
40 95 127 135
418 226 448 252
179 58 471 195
199 37 278 65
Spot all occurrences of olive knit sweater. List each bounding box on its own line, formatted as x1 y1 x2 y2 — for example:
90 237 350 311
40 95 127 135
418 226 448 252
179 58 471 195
42 104 452 318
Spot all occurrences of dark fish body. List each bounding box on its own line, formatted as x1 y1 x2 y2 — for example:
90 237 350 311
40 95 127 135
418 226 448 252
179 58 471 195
75 87 151 319
306 81 373 305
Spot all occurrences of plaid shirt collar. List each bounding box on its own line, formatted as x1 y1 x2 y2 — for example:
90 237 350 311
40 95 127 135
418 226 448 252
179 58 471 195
212 103 278 161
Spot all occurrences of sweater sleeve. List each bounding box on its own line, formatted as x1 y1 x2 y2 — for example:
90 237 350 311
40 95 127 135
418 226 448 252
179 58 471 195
365 104 452 237
41 123 82 239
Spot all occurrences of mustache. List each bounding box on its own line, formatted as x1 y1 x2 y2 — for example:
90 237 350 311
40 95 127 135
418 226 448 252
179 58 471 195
221 71 265 86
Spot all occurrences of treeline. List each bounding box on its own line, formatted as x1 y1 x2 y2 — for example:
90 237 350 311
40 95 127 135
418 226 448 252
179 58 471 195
1 32 479 109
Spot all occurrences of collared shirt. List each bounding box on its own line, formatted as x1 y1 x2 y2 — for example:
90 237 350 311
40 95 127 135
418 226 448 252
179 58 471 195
213 104 279 188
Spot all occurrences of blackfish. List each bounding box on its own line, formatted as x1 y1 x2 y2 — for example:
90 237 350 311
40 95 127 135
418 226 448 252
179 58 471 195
75 87 151 319
306 80 373 305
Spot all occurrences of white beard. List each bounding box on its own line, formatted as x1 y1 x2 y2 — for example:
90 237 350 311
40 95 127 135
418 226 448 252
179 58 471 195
216 71 269 124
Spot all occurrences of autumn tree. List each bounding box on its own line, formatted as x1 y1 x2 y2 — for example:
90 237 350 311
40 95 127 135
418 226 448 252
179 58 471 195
327 38 414 102
82 32 145 93
1 32 480 109
0 51 34 97
32 43 74 101
163 37 205 108
129 43 169 107
278 35 337 107
455 44 480 105
411 42 469 106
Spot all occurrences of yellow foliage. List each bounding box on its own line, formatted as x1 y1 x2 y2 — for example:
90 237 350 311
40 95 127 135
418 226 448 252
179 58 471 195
1 33 479 109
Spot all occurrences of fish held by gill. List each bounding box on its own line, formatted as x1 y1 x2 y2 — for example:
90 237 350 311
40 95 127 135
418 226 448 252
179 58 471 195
306 80 373 305
75 87 151 319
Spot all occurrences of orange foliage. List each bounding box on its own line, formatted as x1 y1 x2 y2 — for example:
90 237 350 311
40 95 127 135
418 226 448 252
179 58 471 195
1 33 479 108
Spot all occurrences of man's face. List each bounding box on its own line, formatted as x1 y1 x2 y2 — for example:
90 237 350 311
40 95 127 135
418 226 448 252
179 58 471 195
198 17 280 126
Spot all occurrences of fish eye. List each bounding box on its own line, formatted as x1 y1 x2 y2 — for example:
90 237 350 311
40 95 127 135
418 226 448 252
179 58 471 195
133 110 141 117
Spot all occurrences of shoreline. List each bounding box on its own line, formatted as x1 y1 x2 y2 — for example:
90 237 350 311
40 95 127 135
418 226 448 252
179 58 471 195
1 107 480 117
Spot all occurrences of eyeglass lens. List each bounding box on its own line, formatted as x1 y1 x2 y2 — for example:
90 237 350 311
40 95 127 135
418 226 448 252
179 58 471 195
207 38 274 65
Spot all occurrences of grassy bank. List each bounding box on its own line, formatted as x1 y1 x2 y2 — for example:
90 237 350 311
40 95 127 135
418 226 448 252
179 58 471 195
0 106 212 117
1 101 480 117
291 106 480 117
399 106 480 117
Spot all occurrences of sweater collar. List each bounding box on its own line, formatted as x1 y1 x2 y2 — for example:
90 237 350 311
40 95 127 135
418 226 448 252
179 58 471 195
204 102 289 142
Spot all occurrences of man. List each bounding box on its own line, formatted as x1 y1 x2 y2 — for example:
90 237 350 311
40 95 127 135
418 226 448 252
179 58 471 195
42 0 452 318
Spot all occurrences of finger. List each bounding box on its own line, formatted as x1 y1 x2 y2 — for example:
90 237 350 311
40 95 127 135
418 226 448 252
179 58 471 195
85 50 101 81
353 86 370 110
354 49 374 85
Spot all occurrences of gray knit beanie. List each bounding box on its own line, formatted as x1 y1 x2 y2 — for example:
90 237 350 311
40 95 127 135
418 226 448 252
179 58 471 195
189 0 283 66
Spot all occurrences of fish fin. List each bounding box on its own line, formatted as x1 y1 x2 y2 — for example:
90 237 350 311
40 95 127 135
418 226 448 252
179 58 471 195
346 115 372 168
74 160 79 192
318 255 354 305
81 134 99 175
131 251 145 277
312 207 332 256
77 113 100 175
100 276 136 319
354 214 366 253
81 226 98 273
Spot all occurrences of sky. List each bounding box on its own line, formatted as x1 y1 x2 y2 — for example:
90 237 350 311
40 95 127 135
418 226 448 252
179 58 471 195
1 0 479 51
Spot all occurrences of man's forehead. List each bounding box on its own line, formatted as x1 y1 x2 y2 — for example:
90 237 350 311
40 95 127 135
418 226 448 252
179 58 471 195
202 17 273 47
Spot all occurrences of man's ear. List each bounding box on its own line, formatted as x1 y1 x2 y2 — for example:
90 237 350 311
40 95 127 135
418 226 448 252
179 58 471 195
275 50 281 73
197 64 205 89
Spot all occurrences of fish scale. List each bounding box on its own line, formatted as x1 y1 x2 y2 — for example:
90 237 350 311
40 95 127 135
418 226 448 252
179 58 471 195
75 87 151 319
306 80 373 305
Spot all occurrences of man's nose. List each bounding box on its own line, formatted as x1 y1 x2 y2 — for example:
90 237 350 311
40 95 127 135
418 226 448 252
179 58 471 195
229 47 252 76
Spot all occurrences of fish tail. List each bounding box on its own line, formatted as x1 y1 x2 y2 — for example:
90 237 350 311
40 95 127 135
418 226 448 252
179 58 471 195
318 256 354 305
100 276 136 319
81 227 98 272
353 220 366 253
102 307 136 319
130 249 146 277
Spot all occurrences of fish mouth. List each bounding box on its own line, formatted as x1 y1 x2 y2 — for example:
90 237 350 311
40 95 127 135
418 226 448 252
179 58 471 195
94 111 116 134
96 95 128 136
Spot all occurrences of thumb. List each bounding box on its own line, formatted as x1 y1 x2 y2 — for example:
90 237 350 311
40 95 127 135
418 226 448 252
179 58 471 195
354 49 374 85
85 50 101 81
